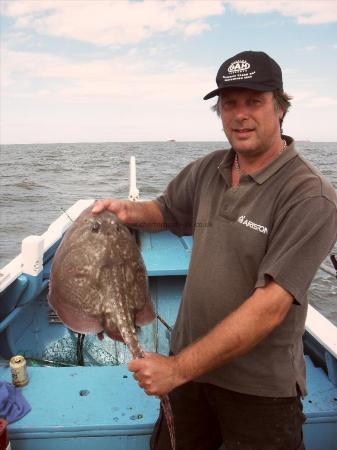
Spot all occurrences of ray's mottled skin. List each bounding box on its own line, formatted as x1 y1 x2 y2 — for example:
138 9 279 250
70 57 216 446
48 206 154 356
47 206 175 450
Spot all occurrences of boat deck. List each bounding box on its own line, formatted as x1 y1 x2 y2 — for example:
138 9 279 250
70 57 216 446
0 354 337 450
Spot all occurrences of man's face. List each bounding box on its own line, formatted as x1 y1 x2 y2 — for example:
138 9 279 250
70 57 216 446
219 88 284 156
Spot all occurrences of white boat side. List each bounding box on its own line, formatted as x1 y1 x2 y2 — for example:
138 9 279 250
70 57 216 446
306 304 337 359
0 199 94 293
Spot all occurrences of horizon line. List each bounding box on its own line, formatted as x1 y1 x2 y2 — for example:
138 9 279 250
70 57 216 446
2 139 332 146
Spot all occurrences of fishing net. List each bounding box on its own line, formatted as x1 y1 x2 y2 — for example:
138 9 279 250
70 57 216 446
24 312 159 367
42 332 129 366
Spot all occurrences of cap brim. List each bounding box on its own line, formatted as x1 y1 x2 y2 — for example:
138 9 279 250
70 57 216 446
203 83 276 100
203 88 223 100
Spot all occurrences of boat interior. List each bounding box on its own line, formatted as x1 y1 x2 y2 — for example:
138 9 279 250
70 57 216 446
0 201 337 450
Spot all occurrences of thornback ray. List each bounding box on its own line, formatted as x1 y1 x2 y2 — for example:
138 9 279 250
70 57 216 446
47 206 176 450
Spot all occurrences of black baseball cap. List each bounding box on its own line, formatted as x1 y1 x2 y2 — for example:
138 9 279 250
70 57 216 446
203 50 283 100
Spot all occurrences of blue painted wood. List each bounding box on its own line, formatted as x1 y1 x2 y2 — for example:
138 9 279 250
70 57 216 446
303 422 337 450
139 231 191 276
325 351 337 386
153 276 185 355
0 275 48 334
0 276 28 318
302 356 337 450
0 230 337 450
1 365 159 443
0 307 24 333
11 436 150 450
303 356 337 418
3 354 337 450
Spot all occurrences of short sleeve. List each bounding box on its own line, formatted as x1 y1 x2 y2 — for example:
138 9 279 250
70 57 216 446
255 196 337 303
154 161 198 236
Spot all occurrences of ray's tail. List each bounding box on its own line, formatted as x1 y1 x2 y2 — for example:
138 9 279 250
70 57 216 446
131 346 176 450
114 309 176 450
160 392 176 450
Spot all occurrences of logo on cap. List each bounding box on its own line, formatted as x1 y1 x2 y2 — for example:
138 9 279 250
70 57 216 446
228 60 250 74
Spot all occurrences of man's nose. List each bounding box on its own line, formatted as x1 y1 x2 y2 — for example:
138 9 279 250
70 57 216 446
233 103 250 121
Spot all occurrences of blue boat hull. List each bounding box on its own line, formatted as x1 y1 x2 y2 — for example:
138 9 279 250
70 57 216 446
1 231 337 450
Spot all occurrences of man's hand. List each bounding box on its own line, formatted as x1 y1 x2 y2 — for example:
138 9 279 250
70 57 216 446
92 198 133 223
128 352 185 396
92 198 165 231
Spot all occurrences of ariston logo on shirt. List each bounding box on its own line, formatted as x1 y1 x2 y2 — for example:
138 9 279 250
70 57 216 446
237 215 268 235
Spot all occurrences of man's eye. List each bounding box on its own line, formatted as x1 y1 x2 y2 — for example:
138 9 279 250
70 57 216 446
222 100 234 108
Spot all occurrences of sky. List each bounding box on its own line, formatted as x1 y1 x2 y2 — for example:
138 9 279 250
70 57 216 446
1 0 337 144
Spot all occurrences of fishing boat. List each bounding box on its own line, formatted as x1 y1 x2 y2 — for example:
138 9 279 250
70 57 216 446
0 157 336 450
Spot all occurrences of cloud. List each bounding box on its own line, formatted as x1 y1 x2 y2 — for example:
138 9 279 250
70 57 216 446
224 0 337 24
184 21 210 37
304 96 337 108
2 0 225 46
291 89 337 108
1 46 213 102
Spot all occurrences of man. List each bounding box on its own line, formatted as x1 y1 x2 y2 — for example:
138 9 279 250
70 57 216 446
93 51 337 450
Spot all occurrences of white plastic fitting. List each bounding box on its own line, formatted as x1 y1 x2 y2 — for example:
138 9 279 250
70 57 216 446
21 235 44 276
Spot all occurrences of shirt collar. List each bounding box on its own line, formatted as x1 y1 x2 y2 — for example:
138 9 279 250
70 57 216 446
217 148 235 186
217 135 298 185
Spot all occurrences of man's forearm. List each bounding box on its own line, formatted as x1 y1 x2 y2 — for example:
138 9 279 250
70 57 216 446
128 200 165 232
128 281 294 396
173 281 294 386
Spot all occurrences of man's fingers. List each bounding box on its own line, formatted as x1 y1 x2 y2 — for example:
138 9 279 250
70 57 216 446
92 199 109 214
92 198 120 214
128 358 142 372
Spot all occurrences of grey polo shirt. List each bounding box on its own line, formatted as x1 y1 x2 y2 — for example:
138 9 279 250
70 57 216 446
154 136 337 397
